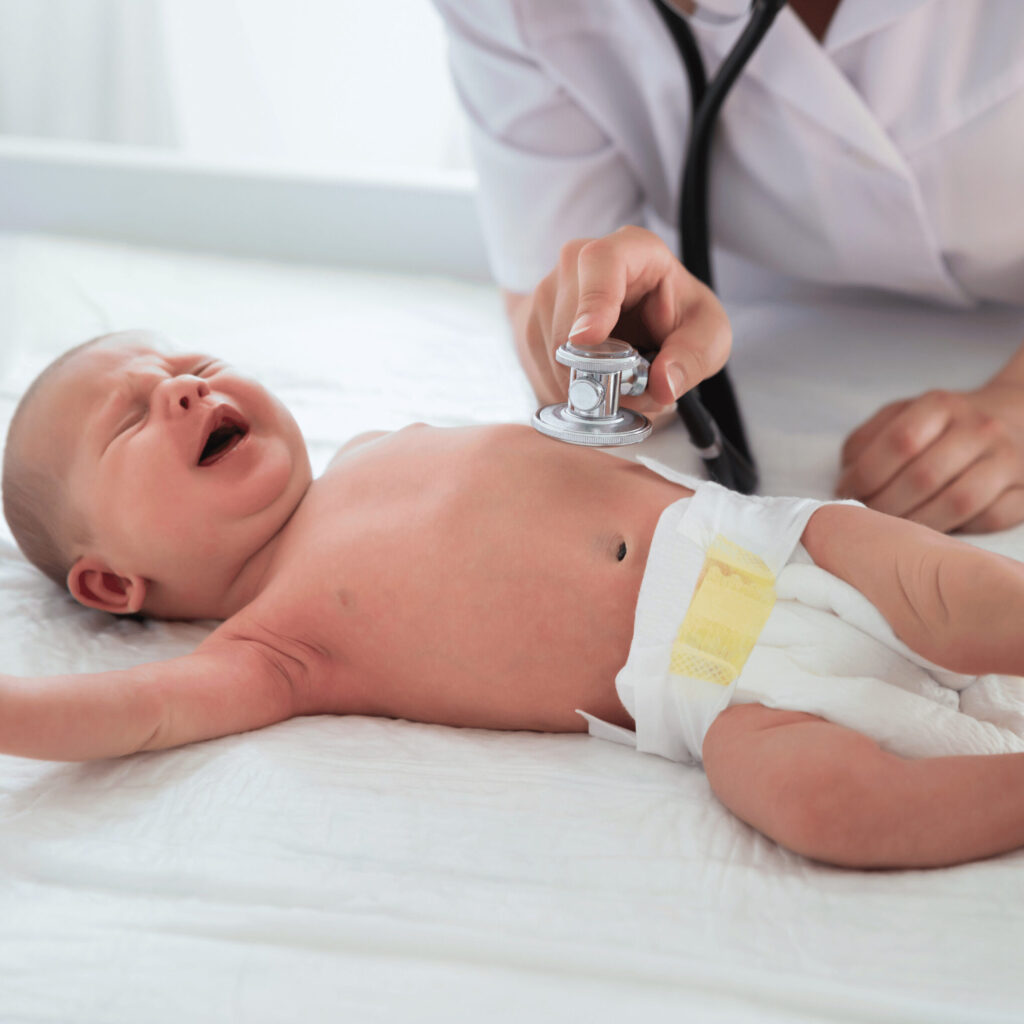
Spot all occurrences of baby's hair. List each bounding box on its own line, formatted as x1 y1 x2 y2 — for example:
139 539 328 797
2 335 110 587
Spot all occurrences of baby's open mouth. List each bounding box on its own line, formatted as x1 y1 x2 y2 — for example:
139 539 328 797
198 413 249 466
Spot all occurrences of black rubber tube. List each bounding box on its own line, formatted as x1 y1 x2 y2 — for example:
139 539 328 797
652 1 786 493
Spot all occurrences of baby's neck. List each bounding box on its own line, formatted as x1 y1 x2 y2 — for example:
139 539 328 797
143 493 308 621
215 522 293 618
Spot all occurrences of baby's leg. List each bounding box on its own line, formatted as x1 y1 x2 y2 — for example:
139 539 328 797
801 504 1024 677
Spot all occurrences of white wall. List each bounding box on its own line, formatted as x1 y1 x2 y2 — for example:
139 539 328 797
0 0 177 147
0 0 471 177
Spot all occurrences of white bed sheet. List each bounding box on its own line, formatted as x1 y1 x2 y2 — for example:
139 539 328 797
1 233 1023 1024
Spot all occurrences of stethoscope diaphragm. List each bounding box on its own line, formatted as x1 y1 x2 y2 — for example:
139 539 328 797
532 338 652 446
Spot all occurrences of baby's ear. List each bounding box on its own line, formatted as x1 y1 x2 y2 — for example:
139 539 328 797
67 556 147 614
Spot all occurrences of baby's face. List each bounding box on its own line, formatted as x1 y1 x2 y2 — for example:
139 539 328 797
25 331 312 607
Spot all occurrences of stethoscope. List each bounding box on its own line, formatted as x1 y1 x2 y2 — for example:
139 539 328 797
533 0 786 494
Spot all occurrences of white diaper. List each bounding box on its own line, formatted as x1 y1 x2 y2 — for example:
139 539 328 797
579 459 1024 763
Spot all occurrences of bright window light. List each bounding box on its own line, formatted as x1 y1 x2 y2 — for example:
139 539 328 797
0 0 472 177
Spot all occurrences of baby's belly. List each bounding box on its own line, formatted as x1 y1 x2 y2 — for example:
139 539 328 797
327 513 682 731
298 425 688 732
337 538 644 733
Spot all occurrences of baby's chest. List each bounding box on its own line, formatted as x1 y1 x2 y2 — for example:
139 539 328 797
270 526 542 660
252 524 636 721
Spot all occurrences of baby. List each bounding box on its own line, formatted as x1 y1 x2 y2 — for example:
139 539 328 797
3 330 1024 870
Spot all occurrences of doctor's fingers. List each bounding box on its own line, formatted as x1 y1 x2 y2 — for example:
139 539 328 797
836 392 962 500
575 247 730 407
853 424 998 520
549 237 592 346
905 450 1024 534
644 277 733 408
837 390 1024 531
523 270 576 408
958 485 1024 534
838 401 907 470
561 227 698 348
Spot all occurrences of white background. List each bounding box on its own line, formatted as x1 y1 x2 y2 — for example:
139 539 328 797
0 0 471 177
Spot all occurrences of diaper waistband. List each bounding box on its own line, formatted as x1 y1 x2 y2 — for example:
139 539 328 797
579 459 848 764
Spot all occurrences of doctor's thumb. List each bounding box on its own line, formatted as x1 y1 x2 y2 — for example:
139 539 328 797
649 336 718 408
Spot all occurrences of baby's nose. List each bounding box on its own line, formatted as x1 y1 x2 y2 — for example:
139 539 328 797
161 375 211 413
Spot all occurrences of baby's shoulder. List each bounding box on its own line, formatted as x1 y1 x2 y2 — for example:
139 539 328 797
326 429 392 471
204 592 341 711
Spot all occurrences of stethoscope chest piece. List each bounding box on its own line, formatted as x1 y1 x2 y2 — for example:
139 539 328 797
532 338 652 447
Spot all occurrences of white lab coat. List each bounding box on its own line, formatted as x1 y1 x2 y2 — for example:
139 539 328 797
432 0 1024 305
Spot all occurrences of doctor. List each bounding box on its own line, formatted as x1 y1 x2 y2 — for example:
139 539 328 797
431 0 1024 533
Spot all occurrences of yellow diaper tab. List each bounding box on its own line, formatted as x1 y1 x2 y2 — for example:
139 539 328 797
669 535 776 686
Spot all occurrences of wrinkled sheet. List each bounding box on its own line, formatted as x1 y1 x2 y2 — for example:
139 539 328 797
1 233 1023 1024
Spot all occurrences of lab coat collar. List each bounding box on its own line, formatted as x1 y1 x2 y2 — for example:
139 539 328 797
698 0 971 306
824 0 935 53
700 2 931 175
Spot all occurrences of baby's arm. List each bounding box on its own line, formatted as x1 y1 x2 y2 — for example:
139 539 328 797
703 703 1024 868
0 637 299 761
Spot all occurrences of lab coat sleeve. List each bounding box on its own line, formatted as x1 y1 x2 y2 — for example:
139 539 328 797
431 0 645 293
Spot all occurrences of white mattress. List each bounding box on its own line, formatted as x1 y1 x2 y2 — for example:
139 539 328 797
2 233 1024 1023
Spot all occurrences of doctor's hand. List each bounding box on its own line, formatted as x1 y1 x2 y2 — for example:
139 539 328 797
837 382 1024 533
504 226 732 418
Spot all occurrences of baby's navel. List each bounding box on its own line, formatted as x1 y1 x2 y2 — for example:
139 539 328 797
595 531 628 562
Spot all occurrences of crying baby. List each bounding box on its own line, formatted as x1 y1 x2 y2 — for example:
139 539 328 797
3 329 1024 870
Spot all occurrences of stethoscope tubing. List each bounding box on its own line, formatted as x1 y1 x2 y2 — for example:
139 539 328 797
654 0 787 493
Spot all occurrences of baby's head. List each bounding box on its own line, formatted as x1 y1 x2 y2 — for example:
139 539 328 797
2 330 312 618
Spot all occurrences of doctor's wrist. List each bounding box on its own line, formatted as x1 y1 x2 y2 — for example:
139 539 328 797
970 379 1024 430
984 338 1024 389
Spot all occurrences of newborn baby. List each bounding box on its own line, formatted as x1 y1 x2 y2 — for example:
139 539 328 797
3 331 1024 870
